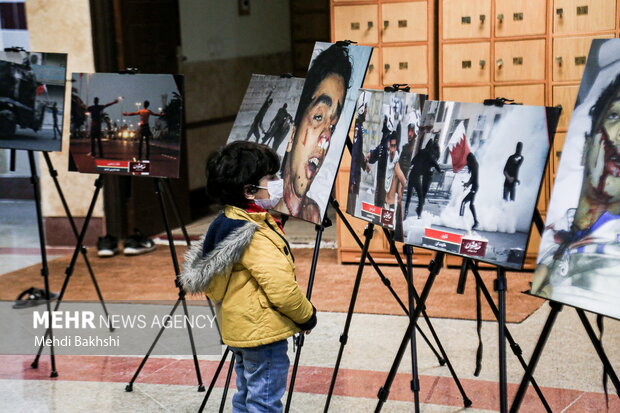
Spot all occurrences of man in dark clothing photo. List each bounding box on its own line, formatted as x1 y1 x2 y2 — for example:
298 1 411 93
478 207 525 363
246 91 273 142
405 137 441 218
503 141 524 201
88 96 120 158
460 152 480 229
348 102 368 212
262 102 292 150
366 116 393 207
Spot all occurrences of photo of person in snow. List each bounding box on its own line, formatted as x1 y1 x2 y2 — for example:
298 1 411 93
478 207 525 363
397 100 560 269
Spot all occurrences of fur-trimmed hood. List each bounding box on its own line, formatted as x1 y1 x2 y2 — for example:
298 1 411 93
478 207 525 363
180 213 258 294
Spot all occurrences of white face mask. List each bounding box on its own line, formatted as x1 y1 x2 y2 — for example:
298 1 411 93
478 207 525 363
253 178 283 210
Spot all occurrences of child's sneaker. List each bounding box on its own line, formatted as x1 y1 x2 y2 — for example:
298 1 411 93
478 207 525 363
97 235 118 257
123 230 156 256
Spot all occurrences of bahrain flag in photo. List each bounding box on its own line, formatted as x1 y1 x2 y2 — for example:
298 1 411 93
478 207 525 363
447 120 470 173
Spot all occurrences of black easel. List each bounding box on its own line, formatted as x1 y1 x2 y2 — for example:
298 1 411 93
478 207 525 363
323 204 471 412
461 258 552 412
125 178 205 392
375 252 445 412
30 153 115 369
403 245 421 412
509 212 620 412
283 217 330 413
22 149 57 377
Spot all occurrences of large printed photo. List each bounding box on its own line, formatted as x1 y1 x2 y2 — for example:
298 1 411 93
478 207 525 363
346 89 425 234
0 51 66 152
227 74 304 158
397 100 559 269
273 42 372 224
69 73 183 178
531 39 620 319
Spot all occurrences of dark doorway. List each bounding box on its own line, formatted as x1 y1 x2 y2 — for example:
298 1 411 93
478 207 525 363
90 0 189 239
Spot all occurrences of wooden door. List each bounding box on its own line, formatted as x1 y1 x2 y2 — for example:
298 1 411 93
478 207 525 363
333 4 379 44
442 42 490 84
109 0 188 237
442 86 491 102
442 0 491 39
494 39 546 82
382 45 428 85
494 84 545 106
553 34 614 82
552 85 580 131
494 0 546 37
381 1 427 43
553 0 616 34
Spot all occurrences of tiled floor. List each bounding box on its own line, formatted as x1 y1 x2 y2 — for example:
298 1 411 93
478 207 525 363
1 199 619 412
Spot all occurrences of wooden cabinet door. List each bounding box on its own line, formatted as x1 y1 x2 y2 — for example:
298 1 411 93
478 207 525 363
553 34 614 82
442 0 491 39
381 1 427 43
442 86 491 102
553 0 616 34
363 49 380 87
382 45 427 85
552 85 579 131
494 39 545 82
495 0 546 37
333 5 379 44
442 42 490 84
494 84 545 106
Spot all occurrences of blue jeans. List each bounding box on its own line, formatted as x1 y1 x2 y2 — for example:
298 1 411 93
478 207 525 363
230 339 290 413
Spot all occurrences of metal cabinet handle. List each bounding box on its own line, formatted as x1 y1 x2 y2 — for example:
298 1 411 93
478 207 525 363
496 59 504 68
384 63 390 71
480 14 486 24
383 20 389 29
369 64 374 72
556 56 563 66
556 8 564 18
461 16 471 24
367 21 374 29
479 59 486 68
576 6 588 15
497 13 504 23
575 56 586 65
462 60 472 69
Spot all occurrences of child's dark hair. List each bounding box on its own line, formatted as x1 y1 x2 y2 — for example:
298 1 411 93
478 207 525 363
206 141 280 207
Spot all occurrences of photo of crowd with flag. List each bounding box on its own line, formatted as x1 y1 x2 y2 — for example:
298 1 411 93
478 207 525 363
395 100 560 269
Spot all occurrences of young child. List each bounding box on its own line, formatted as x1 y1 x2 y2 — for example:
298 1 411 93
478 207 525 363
180 141 317 412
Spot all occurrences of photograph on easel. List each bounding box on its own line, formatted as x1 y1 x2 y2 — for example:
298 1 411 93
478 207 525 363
226 74 304 158
0 51 67 152
68 73 183 178
396 100 560 269
346 89 426 234
273 41 372 224
531 39 620 319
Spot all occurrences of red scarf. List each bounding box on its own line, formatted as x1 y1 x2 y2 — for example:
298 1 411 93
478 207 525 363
245 202 285 232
